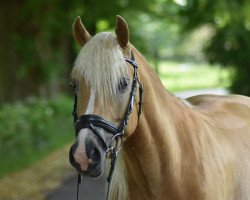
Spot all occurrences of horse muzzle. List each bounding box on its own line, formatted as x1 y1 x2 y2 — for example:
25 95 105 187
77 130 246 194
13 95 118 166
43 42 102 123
69 132 105 177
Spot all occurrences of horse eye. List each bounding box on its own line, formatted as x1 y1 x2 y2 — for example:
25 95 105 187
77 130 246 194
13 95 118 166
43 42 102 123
118 78 130 92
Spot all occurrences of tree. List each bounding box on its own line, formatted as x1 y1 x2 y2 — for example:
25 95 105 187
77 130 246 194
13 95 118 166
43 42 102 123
0 0 75 102
125 13 180 74
0 0 160 103
177 0 250 95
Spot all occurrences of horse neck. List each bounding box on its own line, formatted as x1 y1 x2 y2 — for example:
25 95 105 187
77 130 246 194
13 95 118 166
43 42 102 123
123 48 200 198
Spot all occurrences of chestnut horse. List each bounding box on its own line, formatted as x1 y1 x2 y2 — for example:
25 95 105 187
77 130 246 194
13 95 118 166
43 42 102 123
69 16 250 200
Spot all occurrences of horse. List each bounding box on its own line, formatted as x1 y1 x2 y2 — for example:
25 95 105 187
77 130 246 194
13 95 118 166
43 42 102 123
69 15 250 200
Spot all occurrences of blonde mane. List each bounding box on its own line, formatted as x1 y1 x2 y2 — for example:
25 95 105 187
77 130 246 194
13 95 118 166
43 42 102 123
105 150 128 200
71 32 128 105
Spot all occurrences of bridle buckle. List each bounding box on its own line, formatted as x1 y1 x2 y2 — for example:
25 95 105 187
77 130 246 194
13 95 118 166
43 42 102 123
105 132 123 159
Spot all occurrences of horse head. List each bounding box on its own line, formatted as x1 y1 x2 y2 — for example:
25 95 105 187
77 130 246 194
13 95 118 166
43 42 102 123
69 16 142 177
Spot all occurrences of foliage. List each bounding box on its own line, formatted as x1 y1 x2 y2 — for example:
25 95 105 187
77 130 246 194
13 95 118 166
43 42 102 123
0 96 74 178
204 22 250 95
157 61 231 92
0 0 160 103
178 0 250 95
0 0 221 102
125 13 181 74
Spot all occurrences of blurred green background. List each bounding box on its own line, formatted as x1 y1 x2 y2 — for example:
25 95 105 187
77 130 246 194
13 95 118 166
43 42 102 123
0 0 250 191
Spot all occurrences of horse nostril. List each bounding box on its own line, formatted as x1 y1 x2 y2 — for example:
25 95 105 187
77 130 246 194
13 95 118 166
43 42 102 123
86 137 102 167
90 147 101 165
69 142 78 166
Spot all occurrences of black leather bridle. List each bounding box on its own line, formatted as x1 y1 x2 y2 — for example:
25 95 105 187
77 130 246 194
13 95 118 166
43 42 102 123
71 51 143 200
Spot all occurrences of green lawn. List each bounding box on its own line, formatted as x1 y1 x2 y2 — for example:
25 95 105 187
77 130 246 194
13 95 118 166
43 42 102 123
155 61 231 92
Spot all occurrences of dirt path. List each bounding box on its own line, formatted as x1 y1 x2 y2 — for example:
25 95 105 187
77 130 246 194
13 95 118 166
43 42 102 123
0 144 73 200
0 143 107 200
46 174 106 200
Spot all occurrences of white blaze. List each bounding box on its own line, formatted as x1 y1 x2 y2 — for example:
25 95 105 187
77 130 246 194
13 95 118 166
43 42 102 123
85 88 96 114
74 88 96 171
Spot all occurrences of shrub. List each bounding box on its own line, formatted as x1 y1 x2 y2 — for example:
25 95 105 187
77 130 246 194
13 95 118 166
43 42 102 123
0 96 74 178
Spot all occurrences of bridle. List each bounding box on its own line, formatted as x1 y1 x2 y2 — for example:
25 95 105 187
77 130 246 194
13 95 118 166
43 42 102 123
71 51 143 200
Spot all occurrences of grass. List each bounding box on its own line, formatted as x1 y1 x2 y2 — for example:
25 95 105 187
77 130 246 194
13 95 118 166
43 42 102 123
155 61 231 92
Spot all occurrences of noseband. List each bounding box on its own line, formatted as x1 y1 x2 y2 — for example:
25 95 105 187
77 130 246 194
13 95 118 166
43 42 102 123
71 51 143 200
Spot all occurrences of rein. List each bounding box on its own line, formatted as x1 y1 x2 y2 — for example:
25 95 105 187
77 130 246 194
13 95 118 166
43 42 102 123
71 51 143 200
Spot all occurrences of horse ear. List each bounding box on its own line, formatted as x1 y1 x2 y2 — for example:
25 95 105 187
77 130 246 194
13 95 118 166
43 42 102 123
72 16 92 47
115 15 129 48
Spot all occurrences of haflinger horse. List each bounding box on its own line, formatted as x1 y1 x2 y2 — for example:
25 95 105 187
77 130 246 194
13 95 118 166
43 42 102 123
69 15 250 200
